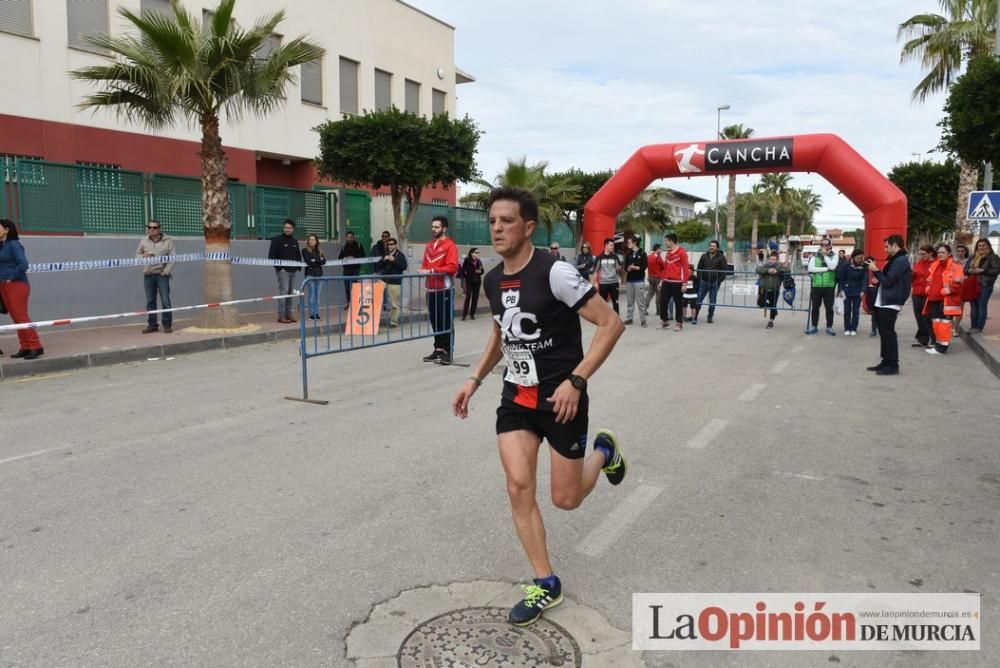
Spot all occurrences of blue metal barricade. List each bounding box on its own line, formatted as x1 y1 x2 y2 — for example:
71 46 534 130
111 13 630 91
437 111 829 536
286 273 455 404
690 269 812 313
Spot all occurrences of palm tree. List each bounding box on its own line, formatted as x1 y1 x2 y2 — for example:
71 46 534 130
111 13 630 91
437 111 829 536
617 188 673 240
719 124 755 258
71 0 324 328
740 186 772 252
899 0 997 233
464 157 581 240
759 173 793 236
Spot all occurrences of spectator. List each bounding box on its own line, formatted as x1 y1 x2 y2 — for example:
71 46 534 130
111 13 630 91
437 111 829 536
837 248 848 268
836 249 867 335
575 242 595 281
646 243 664 317
923 243 964 355
623 237 648 327
375 237 407 328
0 219 43 359
301 233 326 320
682 264 699 323
420 215 459 364
806 237 839 335
953 244 971 333
966 238 1000 333
548 243 565 261
755 251 787 328
694 239 727 324
910 244 935 348
865 235 912 375
370 230 390 259
595 238 622 314
460 247 484 321
268 219 302 323
136 219 176 334
865 270 879 338
337 230 365 310
659 233 689 331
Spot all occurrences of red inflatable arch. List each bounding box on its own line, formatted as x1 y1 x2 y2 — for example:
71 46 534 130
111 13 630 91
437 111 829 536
583 133 906 263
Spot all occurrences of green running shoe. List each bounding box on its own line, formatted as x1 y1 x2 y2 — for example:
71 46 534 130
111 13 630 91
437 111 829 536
508 578 562 627
596 429 627 485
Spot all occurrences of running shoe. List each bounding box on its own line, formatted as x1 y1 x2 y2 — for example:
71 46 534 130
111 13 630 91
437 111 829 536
595 429 627 486
423 350 443 363
509 578 562 627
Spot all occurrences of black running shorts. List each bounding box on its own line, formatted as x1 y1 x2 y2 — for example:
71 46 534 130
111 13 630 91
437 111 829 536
496 399 588 460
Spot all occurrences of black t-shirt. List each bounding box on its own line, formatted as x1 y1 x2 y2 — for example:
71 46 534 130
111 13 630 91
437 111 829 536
484 250 596 411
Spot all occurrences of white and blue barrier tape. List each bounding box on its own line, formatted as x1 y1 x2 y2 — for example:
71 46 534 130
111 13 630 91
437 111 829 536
26 252 380 274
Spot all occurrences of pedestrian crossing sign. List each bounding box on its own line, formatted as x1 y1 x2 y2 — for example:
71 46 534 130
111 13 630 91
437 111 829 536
967 191 1000 220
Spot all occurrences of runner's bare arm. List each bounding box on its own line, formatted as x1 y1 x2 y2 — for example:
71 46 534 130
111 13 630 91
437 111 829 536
452 319 504 419
546 293 624 423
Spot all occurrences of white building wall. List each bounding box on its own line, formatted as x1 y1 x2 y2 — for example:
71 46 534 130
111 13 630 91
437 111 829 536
0 0 459 158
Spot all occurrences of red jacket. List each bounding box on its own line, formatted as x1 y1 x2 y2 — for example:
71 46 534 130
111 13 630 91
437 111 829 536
911 257 932 297
647 251 665 280
420 237 459 290
662 246 689 283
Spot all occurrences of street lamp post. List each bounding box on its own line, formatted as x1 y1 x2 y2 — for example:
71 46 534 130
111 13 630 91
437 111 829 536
714 104 730 240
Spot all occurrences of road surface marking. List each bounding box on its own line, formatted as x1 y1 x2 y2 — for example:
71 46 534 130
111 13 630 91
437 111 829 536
686 419 729 449
576 484 663 557
769 360 790 374
0 447 60 466
738 383 767 402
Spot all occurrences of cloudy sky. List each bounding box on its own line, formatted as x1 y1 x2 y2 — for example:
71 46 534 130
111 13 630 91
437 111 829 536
413 0 950 232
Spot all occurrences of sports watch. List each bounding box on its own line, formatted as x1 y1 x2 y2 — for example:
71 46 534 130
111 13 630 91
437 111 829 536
567 374 587 391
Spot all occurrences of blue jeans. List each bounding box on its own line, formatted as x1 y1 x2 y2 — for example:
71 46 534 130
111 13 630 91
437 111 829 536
843 295 861 332
970 281 994 330
144 274 172 327
696 281 720 317
305 279 321 317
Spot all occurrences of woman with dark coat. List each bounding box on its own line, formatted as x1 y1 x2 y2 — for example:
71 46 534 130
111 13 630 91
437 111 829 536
460 247 484 320
301 233 327 319
0 219 43 359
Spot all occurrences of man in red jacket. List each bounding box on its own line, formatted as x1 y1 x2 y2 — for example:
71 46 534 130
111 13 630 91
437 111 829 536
646 243 665 317
659 233 689 331
420 215 460 364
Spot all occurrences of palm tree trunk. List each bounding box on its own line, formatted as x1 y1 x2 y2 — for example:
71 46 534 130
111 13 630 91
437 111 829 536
750 212 759 252
955 159 978 234
199 112 239 329
785 211 793 240
726 175 737 259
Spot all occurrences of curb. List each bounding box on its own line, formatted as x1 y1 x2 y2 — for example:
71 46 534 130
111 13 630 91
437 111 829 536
959 328 1000 380
0 326 302 380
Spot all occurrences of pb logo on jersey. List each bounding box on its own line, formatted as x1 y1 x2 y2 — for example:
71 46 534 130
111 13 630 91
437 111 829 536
501 289 520 308
674 143 705 174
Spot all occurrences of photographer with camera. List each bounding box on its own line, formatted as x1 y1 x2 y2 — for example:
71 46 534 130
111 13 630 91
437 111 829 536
865 235 912 375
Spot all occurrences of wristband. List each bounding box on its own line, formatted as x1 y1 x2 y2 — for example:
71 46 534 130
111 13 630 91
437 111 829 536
468 376 483 386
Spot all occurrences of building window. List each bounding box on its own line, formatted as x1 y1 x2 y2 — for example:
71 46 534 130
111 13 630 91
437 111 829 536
67 0 109 51
140 0 170 15
0 0 33 37
374 69 392 111
339 57 359 115
255 33 281 60
404 79 420 114
431 199 448 206
1 154 43 184
301 59 323 105
432 89 446 116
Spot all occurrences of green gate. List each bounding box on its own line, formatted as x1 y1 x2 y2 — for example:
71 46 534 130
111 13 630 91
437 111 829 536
149 174 251 238
254 185 330 240
17 159 146 234
342 189 372 250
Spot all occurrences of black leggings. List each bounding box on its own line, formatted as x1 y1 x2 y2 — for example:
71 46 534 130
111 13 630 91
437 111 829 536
599 283 620 314
660 282 684 322
462 279 481 317
810 286 835 328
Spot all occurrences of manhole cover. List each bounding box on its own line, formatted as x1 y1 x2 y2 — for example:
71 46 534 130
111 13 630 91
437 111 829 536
397 606 582 667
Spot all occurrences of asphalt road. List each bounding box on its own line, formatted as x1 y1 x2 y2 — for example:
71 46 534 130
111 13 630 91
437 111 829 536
2 304 998 667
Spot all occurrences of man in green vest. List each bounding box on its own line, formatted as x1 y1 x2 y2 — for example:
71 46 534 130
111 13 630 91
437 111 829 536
806 237 838 335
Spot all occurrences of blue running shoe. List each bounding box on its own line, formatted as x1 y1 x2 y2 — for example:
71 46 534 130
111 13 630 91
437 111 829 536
595 429 627 486
509 577 562 627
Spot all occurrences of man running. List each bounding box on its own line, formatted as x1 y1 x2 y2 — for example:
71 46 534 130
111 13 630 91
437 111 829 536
452 186 627 627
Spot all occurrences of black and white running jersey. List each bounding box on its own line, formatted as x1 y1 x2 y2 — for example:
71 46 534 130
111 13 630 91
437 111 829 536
484 249 596 410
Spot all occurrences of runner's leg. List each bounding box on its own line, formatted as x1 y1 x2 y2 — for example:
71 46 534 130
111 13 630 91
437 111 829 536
498 431 551 579
549 447 605 510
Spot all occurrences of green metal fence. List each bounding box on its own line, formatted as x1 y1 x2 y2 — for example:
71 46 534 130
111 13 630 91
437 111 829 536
1 157 10 221
149 174 252 238
405 202 579 248
254 185 330 240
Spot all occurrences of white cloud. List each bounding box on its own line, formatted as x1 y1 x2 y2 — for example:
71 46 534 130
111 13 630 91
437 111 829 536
418 0 952 227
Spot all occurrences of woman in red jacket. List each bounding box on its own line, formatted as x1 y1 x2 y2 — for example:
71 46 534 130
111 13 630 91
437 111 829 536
923 244 964 355
909 244 935 348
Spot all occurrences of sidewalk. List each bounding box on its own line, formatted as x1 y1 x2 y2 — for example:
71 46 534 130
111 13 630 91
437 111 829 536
0 310 305 380
959 288 1000 379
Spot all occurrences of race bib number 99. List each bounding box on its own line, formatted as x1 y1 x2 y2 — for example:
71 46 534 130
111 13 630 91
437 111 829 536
505 347 539 386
